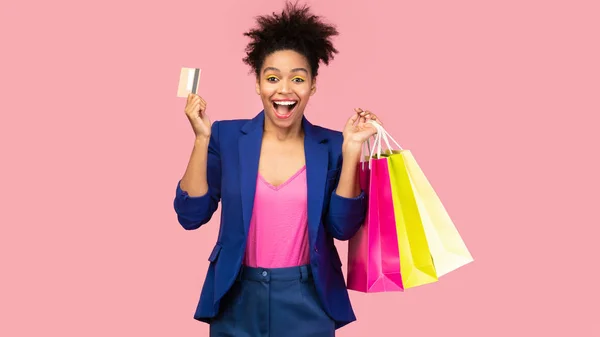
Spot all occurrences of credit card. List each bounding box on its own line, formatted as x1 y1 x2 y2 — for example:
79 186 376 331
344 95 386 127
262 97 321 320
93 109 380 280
177 67 201 97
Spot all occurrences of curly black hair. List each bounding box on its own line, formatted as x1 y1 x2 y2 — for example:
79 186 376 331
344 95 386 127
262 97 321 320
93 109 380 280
242 1 339 78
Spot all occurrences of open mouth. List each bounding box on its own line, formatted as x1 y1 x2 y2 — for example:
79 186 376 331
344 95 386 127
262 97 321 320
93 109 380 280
272 100 298 119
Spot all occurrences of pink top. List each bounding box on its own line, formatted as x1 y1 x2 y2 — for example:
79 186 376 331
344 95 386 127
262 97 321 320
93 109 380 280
243 165 310 268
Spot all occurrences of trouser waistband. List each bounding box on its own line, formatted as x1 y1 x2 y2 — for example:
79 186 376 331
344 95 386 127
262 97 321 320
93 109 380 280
237 264 312 283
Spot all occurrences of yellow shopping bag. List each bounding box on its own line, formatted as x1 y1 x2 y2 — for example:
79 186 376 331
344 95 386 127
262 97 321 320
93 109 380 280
387 151 439 288
402 151 474 277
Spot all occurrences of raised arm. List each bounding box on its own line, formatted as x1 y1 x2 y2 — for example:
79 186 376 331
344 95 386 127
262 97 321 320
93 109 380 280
173 94 222 230
323 109 381 240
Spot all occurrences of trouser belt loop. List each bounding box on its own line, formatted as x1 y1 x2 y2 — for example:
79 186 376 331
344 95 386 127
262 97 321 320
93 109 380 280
300 265 309 282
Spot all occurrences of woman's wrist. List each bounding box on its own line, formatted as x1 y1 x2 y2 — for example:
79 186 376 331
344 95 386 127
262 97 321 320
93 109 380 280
194 136 210 148
342 141 362 164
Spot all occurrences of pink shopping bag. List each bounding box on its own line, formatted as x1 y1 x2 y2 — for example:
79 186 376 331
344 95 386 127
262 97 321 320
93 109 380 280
347 153 404 293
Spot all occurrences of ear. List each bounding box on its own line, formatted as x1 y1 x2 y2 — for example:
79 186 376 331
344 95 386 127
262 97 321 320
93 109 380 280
255 77 261 95
310 77 317 96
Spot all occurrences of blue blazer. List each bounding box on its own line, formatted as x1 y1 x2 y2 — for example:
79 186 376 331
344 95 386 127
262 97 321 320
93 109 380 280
173 110 367 329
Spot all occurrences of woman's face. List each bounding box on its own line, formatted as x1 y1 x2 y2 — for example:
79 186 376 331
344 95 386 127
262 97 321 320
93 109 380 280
256 49 316 130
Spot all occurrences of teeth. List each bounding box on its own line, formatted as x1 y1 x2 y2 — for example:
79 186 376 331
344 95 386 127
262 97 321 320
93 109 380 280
274 101 297 106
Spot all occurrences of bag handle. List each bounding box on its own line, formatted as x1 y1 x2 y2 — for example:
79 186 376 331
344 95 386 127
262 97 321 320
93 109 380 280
360 120 403 170
368 120 403 158
361 134 375 170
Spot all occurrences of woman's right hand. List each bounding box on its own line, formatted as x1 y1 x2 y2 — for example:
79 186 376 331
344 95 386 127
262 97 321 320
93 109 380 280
184 93 211 139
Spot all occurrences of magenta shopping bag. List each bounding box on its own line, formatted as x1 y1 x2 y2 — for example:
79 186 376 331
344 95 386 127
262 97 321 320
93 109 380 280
346 154 404 293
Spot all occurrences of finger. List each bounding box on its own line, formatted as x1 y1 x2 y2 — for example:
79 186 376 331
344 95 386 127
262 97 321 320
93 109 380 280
360 109 370 122
356 108 368 118
187 101 200 115
363 110 379 124
346 113 359 127
195 101 203 112
185 102 195 115
359 112 367 124
355 126 378 139
190 99 201 109
370 114 382 125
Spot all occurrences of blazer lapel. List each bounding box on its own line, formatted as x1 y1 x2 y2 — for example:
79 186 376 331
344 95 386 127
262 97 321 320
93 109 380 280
303 117 329 249
239 111 264 235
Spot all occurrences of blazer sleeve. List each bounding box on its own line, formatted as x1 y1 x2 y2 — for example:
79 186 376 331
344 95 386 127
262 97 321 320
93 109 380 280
173 121 222 230
323 153 367 240
325 189 366 240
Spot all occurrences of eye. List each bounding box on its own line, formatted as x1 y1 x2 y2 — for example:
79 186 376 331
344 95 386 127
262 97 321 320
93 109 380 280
292 76 305 83
266 76 279 82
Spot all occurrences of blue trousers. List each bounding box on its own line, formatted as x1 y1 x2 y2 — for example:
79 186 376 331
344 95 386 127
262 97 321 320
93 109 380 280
209 264 336 337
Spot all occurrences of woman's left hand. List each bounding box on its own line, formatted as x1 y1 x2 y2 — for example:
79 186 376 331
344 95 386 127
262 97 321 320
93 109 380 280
342 108 382 157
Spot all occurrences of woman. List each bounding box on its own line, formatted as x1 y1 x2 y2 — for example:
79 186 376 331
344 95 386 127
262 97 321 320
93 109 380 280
174 2 382 336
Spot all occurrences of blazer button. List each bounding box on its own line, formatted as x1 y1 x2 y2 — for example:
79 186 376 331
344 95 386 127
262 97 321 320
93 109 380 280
314 247 318 252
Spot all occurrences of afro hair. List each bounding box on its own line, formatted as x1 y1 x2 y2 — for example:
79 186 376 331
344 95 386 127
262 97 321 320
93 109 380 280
242 1 339 78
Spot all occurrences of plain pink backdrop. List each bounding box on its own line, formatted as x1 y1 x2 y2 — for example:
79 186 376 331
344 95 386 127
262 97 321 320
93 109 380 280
1 0 599 336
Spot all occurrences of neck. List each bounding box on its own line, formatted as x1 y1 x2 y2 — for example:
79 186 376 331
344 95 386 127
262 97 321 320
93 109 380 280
263 117 304 141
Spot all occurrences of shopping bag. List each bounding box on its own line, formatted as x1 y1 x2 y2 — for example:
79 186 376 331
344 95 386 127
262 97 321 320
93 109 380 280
346 138 404 293
369 120 472 284
401 150 474 276
387 150 439 288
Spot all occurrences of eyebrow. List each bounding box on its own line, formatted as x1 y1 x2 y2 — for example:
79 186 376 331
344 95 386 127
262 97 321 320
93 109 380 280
263 67 309 75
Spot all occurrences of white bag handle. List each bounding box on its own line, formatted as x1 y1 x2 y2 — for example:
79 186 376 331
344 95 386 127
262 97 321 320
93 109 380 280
360 120 403 170
368 120 402 157
361 134 375 170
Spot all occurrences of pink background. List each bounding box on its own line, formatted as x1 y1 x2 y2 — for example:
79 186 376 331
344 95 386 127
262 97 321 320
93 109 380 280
1 0 599 336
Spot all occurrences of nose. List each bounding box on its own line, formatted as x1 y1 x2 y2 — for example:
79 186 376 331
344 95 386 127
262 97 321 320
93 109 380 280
278 81 291 94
